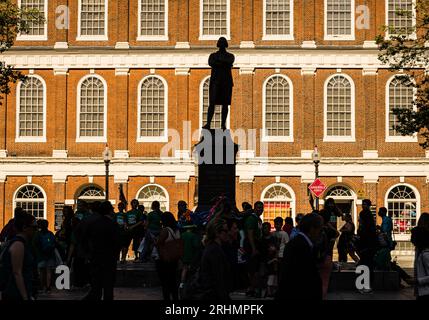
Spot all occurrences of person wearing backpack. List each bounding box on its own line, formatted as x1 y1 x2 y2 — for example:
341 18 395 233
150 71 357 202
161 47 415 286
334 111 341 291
33 219 57 293
156 212 181 301
0 212 37 301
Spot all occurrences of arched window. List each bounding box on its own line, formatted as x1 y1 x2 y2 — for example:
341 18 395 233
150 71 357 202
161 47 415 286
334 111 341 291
386 185 419 238
324 74 355 141
77 185 105 202
16 75 46 142
136 184 169 212
138 76 168 142
386 76 416 141
14 185 46 220
77 75 107 142
263 75 293 141
325 185 353 198
261 184 295 226
200 76 223 129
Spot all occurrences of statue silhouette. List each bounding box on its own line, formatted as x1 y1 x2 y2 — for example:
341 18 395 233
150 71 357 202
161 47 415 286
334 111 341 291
202 37 235 131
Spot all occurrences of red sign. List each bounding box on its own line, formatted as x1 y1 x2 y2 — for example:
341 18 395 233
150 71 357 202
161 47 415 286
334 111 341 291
308 178 327 198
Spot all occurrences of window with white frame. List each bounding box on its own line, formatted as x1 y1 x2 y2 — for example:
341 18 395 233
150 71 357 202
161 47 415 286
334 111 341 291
263 0 293 40
263 75 293 141
18 0 47 40
200 0 229 39
14 185 46 220
77 76 106 141
138 76 167 141
78 0 107 39
16 76 46 141
138 0 168 40
387 185 418 237
386 0 415 37
261 184 294 226
201 77 222 129
136 184 169 212
325 0 354 40
77 185 105 202
324 75 354 140
386 76 415 140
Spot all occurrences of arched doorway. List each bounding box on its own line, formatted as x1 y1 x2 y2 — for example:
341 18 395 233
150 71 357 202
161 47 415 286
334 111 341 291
324 185 357 228
75 185 105 203
136 184 169 212
260 183 295 226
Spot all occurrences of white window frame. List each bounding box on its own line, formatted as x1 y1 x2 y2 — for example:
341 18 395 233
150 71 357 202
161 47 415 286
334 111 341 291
199 0 231 41
13 184 47 220
137 75 169 143
76 74 108 143
385 74 418 143
15 74 47 143
16 0 48 41
384 183 420 242
262 74 294 142
262 0 294 41
136 183 170 211
323 73 356 142
137 0 169 41
324 0 355 41
260 183 296 221
385 0 417 40
199 75 231 132
77 0 108 41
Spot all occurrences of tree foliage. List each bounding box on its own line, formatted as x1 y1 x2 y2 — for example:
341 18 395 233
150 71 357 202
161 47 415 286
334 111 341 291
0 0 44 105
376 0 429 149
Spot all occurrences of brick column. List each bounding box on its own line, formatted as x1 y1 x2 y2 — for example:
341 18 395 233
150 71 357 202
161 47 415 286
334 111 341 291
0 93 7 157
302 0 316 48
238 180 254 206
114 69 130 153
0 178 5 228
53 0 69 49
301 68 316 149
175 0 190 48
115 0 130 49
53 69 68 157
240 0 254 48
362 69 378 150
175 68 190 153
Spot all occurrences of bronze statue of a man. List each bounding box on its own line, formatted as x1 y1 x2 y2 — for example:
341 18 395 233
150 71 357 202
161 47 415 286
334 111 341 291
202 37 235 130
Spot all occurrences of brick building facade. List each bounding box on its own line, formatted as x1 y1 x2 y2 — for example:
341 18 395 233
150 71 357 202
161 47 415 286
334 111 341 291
1 0 427 255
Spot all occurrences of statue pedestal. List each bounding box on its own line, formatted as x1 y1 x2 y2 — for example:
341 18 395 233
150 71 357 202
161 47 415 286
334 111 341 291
193 129 239 213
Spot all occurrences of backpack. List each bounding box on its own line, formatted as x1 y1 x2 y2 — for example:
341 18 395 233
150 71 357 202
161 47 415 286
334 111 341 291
39 232 56 256
0 237 25 291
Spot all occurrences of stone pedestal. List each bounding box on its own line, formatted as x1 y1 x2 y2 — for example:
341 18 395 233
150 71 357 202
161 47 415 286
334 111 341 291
193 129 239 213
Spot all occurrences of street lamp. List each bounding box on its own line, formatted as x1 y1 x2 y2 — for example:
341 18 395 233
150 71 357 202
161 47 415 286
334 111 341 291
103 145 112 201
312 145 320 211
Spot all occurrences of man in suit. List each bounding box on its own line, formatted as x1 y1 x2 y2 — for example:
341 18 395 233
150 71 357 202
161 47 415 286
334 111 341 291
276 213 324 300
202 37 235 131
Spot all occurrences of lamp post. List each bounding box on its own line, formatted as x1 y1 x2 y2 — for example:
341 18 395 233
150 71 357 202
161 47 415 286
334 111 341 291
103 145 112 201
312 145 320 211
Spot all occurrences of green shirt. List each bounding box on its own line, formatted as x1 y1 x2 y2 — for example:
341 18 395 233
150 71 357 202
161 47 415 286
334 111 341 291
147 210 162 232
244 214 262 240
181 230 201 264
126 209 142 226
115 212 127 227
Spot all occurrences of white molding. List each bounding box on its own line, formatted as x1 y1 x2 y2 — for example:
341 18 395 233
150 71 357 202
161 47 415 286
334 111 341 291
53 68 68 76
76 74 108 143
262 74 294 143
275 176 280 183
363 150 378 159
175 68 190 76
175 174 190 183
77 0 108 41
52 174 67 183
426 150 429 159
362 68 378 76
400 176 405 183
16 0 48 41
363 174 379 184
27 176 32 184
175 42 191 49
337 176 342 183
114 150 129 159
239 175 255 183
29 69 34 75
239 41 255 48
149 176 155 183
324 0 355 41
301 150 313 159
15 75 47 143
137 75 168 143
114 174 129 184
323 73 355 142
54 42 69 49
363 41 378 49
239 150 255 159
239 67 255 75
88 176 94 183
199 0 230 41
301 41 317 48
137 0 168 41
174 150 191 159
65 199 75 205
0 175 6 183
52 150 68 158
115 68 129 76
262 0 294 41
0 150 8 158
301 67 316 76
115 42 130 49
150 69 156 74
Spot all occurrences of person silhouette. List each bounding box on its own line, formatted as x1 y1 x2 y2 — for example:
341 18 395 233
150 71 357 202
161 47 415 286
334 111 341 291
202 37 235 131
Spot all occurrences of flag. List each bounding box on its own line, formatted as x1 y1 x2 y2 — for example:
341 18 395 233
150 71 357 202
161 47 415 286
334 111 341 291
119 184 127 206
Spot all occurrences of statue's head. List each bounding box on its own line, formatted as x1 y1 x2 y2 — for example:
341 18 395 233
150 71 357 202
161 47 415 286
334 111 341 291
217 37 228 49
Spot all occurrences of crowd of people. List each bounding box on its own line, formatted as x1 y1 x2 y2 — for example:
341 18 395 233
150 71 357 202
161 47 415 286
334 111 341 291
0 196 429 301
